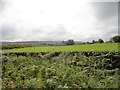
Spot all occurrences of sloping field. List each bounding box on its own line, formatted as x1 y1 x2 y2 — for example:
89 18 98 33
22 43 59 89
3 43 120 52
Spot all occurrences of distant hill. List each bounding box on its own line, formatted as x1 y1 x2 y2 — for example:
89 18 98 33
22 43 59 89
1 41 83 45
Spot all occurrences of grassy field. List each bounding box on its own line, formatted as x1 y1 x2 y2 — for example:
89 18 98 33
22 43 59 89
2 43 120 52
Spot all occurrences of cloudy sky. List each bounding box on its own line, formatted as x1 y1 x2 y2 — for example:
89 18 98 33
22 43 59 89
0 0 119 42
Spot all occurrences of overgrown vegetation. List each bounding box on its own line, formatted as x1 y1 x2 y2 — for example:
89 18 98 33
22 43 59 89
2 51 120 88
2 44 33 50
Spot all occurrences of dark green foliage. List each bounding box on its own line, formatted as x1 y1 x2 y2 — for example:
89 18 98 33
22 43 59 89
2 44 33 50
110 35 120 42
92 40 97 44
66 39 75 45
98 39 104 43
2 51 120 88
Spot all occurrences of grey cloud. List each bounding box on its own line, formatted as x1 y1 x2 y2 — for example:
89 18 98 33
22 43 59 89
89 2 118 41
47 24 67 36
30 24 68 41
0 0 4 11
1 24 19 40
2 24 68 41
0 0 9 12
81 20 118 42
91 2 118 21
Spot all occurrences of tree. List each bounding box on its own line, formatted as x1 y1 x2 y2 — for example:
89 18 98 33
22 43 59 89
66 39 75 45
86 42 90 44
110 35 120 42
98 39 104 43
62 41 65 44
92 40 97 44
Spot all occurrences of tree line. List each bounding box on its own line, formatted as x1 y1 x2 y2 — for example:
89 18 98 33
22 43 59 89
64 35 120 45
1 35 120 49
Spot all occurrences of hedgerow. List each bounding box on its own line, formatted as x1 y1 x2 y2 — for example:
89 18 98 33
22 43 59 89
2 51 120 88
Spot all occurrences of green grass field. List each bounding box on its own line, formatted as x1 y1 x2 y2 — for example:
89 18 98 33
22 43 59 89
2 43 120 52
